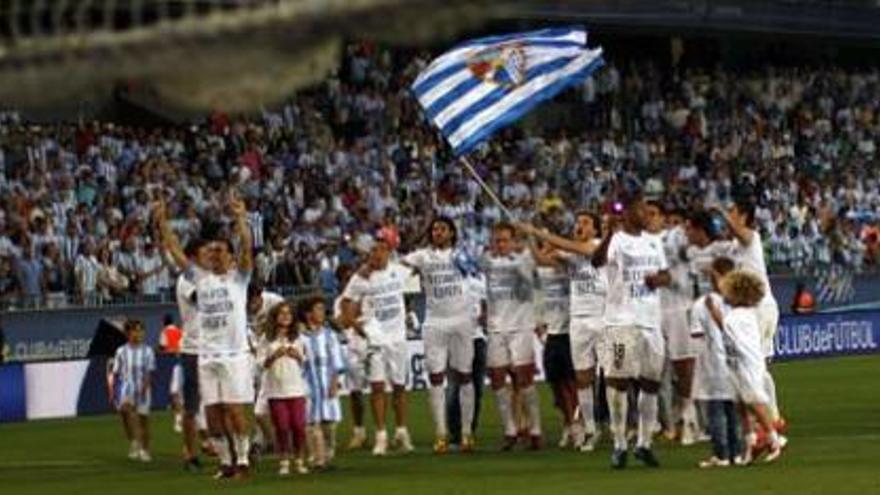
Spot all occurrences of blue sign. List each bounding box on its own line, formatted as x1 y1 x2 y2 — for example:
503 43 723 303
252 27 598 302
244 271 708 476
775 310 880 360
0 363 26 423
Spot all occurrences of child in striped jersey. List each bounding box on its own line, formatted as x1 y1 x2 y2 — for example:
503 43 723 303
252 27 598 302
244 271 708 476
300 296 347 469
109 319 156 462
259 301 309 476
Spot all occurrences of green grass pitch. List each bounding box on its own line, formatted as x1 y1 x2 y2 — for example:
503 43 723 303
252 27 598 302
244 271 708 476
2 355 879 495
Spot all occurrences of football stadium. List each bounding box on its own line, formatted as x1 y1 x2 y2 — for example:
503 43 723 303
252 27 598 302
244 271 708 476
1 1 879 494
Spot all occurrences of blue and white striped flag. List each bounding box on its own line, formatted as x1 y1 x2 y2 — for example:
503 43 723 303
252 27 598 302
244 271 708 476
412 26 604 156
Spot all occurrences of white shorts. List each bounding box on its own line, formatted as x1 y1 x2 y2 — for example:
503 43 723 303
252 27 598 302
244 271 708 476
199 355 255 406
600 326 665 381
757 300 780 358
487 330 535 369
423 323 475 375
366 343 409 387
731 364 769 405
662 307 695 360
570 317 603 371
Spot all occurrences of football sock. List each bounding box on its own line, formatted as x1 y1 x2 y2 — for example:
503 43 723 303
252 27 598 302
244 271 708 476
212 436 232 467
429 385 448 438
234 434 250 466
637 392 659 449
495 387 517 437
577 386 596 434
607 387 629 451
682 397 697 427
523 385 542 436
460 382 476 437
763 371 780 422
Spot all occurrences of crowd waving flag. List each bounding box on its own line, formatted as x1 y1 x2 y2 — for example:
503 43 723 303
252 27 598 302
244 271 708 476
412 26 605 156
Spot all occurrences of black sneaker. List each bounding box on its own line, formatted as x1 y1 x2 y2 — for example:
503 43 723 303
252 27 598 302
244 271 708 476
212 465 235 480
611 449 628 470
500 436 518 452
184 457 202 473
634 447 660 468
233 464 251 480
248 444 263 465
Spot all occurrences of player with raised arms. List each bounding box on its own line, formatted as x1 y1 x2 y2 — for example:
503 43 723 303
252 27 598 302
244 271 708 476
517 210 606 451
400 217 477 454
157 192 255 479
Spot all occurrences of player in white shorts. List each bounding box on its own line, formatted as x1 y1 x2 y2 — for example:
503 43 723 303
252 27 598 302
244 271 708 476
247 283 285 457
704 270 785 463
401 217 477 454
533 247 576 449
517 211 606 452
333 264 370 450
158 194 255 479
481 222 542 451
593 193 670 469
340 234 414 456
174 239 213 472
644 202 702 445
716 199 785 429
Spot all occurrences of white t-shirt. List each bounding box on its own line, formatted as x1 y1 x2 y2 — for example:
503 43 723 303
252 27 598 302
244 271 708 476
562 248 607 320
723 306 766 377
190 266 251 357
258 337 308 399
536 266 570 335
690 294 734 401
402 247 471 327
721 232 777 308
656 228 692 311
604 231 668 330
176 275 199 355
341 262 411 346
481 250 536 334
686 241 730 300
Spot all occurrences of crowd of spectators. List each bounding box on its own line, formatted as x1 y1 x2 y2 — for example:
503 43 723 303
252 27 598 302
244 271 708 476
0 41 878 310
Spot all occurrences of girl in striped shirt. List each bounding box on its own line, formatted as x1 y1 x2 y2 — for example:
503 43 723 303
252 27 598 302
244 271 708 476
300 296 346 469
109 319 156 462
258 301 309 476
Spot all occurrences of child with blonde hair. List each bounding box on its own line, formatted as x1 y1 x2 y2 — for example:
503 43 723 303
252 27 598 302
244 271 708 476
706 269 786 464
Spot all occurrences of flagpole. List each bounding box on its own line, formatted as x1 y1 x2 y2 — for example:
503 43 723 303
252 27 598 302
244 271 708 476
459 155 515 220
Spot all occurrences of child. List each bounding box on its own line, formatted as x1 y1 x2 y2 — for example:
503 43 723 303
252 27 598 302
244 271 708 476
301 296 347 469
690 257 739 468
259 301 309 475
109 319 156 462
706 269 786 464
